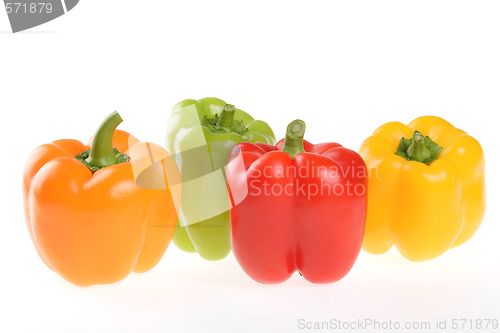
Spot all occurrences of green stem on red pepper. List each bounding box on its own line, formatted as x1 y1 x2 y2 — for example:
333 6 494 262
395 130 442 165
75 111 130 172
282 119 306 158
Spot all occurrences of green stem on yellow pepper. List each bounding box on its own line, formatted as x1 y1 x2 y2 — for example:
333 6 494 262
395 130 442 165
407 131 431 162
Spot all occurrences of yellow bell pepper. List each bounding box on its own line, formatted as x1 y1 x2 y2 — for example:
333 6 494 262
359 116 485 261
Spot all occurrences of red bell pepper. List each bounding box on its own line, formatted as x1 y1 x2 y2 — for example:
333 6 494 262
226 120 367 284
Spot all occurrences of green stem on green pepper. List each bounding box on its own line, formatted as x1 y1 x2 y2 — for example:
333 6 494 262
217 104 236 128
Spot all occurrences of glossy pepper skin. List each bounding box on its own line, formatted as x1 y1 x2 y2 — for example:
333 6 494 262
226 120 367 284
165 97 275 260
359 116 485 261
23 112 181 286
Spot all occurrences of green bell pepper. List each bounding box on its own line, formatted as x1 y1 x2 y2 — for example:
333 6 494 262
165 97 276 260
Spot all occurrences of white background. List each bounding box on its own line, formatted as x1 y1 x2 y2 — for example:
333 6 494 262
1 1 499 332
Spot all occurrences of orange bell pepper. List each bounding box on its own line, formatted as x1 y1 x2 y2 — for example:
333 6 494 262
23 112 181 286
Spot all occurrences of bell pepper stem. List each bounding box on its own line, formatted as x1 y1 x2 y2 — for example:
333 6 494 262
85 111 123 168
217 104 236 128
406 130 431 162
202 104 249 135
395 130 442 164
281 119 306 158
